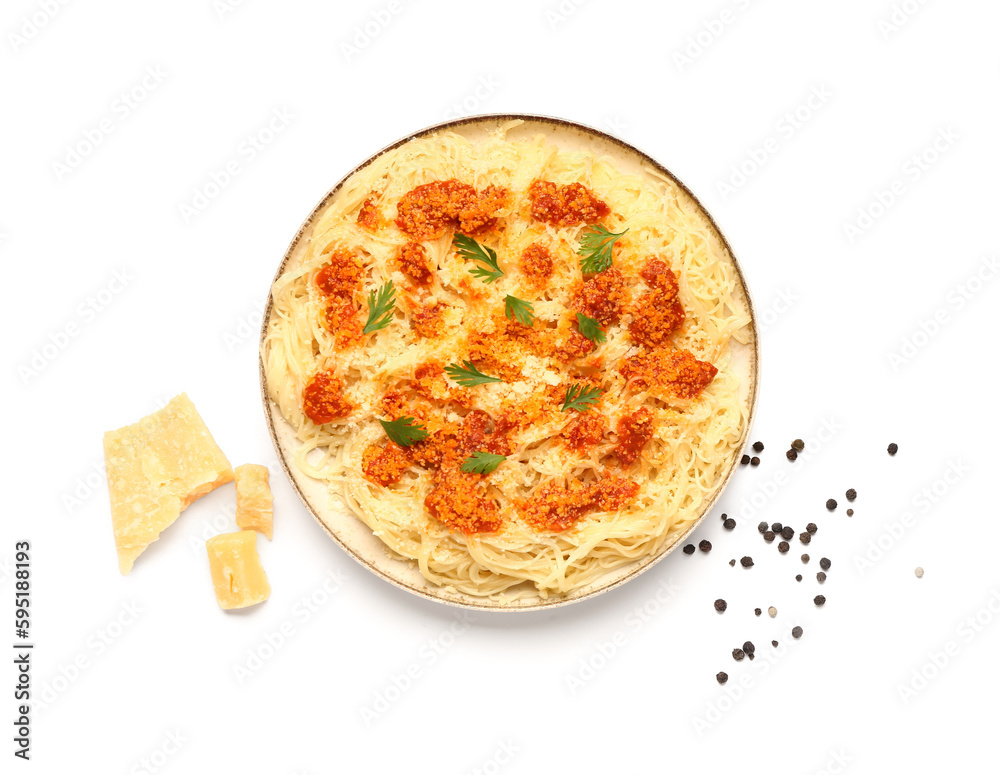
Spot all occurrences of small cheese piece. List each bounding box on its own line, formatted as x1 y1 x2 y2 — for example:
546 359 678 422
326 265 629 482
206 531 271 610
104 394 234 575
235 464 273 540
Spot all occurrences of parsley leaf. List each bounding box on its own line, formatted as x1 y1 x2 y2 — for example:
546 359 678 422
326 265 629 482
575 312 607 344
444 360 503 387
362 281 396 335
578 225 628 274
453 233 503 284
561 383 603 413
504 295 535 327
460 451 506 474
378 416 428 447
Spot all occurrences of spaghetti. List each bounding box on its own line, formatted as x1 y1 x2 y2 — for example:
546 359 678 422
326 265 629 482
262 122 752 600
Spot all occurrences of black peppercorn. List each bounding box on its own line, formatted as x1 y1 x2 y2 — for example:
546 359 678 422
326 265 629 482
846 488 857 502
814 595 826 606
826 499 837 511
801 554 810 563
771 640 779 647
763 531 775 542
795 574 802 581
780 526 794 540
740 556 754 568
699 539 712 553
820 557 831 570
723 518 736 530
786 449 798 461
799 532 812 545
888 442 898 455
757 521 768 534
714 598 727 612
683 544 695 554
817 571 827 583
778 541 790 553
729 559 736 566
806 522 818 534
752 441 764 452
732 648 745 661
755 608 762 616
750 456 760 466
771 522 783 533
846 508 854 517
792 626 803 639
717 671 729 684
743 641 755 655
741 454 750 465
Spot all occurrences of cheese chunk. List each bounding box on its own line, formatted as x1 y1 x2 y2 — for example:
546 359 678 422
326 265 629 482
104 394 234 575
206 531 271 609
234 464 273 540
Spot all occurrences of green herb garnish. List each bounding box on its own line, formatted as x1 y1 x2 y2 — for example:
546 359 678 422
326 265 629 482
378 416 428 447
453 233 503 284
444 360 503 387
578 225 628 274
460 452 506 475
561 383 603 413
362 281 396 334
504 295 535 327
575 312 607 344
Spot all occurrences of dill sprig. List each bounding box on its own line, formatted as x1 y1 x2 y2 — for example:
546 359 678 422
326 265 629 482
362 281 396 334
453 233 503 284
444 360 503 387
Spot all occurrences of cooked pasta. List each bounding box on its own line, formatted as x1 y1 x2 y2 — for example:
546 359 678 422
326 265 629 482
262 121 753 601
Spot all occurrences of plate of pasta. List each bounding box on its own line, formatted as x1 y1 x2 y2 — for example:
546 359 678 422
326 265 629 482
260 114 759 610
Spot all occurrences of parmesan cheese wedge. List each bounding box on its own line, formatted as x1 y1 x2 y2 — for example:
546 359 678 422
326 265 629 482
104 394 234 575
235 464 273 539
206 531 271 609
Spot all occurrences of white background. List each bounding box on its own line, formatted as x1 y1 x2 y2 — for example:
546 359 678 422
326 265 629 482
4 0 999 772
